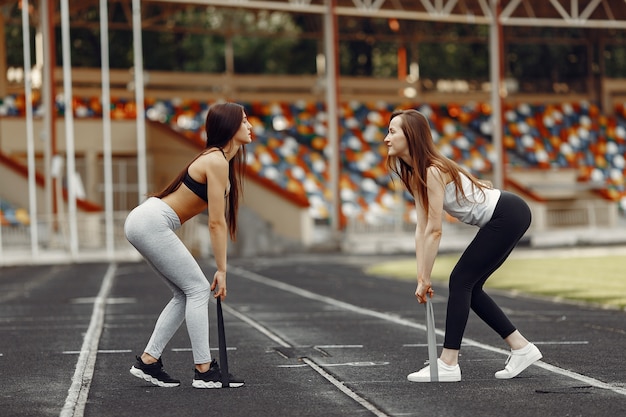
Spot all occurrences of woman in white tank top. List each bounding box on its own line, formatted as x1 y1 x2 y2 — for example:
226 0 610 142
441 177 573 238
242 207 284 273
384 109 542 383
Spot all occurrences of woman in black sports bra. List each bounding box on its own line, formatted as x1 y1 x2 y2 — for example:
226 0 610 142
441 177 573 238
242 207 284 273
125 102 252 389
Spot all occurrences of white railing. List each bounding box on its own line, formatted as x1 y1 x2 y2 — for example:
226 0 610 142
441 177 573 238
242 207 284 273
2 202 625 264
342 201 626 253
346 199 620 234
529 199 619 231
0 211 210 265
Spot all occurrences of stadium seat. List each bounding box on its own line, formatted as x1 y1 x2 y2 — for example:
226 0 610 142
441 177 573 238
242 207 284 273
3 93 626 224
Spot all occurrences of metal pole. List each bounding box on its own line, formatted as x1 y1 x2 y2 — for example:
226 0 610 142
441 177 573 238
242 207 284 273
22 0 39 257
489 0 504 189
132 0 148 203
60 0 79 257
40 0 54 240
324 0 341 236
100 0 115 258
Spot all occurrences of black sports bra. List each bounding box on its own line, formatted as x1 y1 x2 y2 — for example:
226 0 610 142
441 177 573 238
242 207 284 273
182 148 229 202
183 172 208 202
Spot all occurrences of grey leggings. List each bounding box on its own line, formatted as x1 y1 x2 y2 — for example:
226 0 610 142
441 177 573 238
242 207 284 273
124 197 212 364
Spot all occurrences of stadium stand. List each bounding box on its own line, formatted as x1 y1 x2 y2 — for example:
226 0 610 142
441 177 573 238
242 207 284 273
1 93 625 231
0 197 29 226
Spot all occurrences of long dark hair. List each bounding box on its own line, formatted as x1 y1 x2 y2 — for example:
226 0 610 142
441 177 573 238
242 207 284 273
152 102 247 240
386 109 487 216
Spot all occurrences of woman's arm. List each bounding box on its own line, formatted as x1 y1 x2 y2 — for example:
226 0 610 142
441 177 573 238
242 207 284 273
414 200 427 292
205 153 230 298
414 166 446 303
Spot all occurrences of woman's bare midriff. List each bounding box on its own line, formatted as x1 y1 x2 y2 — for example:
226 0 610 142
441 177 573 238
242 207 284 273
161 186 207 224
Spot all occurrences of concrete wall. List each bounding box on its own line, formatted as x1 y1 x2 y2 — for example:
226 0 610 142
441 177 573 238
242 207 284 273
0 117 139 209
507 168 618 230
0 161 46 211
0 118 138 154
0 117 314 249
507 168 580 200
145 124 198 193
242 177 313 245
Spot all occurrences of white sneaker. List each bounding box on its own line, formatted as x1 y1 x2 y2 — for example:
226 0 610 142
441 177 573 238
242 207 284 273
407 359 461 382
495 343 542 379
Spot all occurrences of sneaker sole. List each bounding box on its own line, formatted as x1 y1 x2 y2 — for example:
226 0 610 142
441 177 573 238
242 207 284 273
494 350 543 379
192 380 245 389
130 366 180 387
192 379 222 389
407 374 461 383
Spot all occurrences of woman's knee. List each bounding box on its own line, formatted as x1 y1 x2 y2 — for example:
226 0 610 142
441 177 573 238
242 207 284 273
449 268 474 293
188 280 212 302
470 288 489 306
171 288 186 303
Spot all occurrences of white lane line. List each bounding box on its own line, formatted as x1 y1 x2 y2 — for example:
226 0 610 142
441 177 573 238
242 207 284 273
70 297 136 304
171 347 237 352
302 358 389 417
60 263 117 417
219 301 291 348
278 362 388 368
402 341 590 348
219 299 391 417
62 349 132 355
231 265 626 397
324 361 389 367
61 347 238 355
315 345 363 349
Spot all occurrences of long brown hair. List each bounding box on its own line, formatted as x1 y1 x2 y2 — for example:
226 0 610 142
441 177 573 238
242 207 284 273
151 102 247 240
386 109 488 216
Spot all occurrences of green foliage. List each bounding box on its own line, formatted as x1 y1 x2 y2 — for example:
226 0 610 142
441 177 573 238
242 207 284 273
233 35 315 74
604 45 626 77
142 32 226 72
507 44 588 80
5 24 27 67
418 42 489 80
3 4 626 86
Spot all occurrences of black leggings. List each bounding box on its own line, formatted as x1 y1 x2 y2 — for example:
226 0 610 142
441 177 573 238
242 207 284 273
443 191 532 350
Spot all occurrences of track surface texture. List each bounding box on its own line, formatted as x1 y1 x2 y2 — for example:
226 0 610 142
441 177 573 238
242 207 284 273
1 254 625 417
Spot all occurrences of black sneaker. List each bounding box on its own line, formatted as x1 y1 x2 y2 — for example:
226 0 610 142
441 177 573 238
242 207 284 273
130 356 180 387
192 359 245 389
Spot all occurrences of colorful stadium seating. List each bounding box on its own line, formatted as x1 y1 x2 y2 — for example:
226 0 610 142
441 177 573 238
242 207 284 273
0 198 29 226
1 94 625 223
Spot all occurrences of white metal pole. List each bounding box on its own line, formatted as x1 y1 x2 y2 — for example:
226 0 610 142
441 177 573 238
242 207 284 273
40 0 54 240
100 0 115 258
489 0 504 190
324 0 341 236
22 0 39 257
132 0 148 202
0 195 2 262
60 0 79 257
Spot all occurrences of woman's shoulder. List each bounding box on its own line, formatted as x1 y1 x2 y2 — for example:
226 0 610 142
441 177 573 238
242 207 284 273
187 149 228 179
196 149 228 166
426 164 452 185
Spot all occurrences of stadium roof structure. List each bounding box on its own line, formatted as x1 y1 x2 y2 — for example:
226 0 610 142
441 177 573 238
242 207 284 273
122 0 626 200
143 0 626 29
2 1 626 30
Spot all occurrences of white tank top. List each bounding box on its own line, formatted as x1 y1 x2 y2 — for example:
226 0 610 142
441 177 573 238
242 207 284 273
442 174 501 227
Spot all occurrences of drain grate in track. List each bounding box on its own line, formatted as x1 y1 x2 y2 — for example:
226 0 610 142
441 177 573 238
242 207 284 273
535 385 594 394
273 346 330 359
